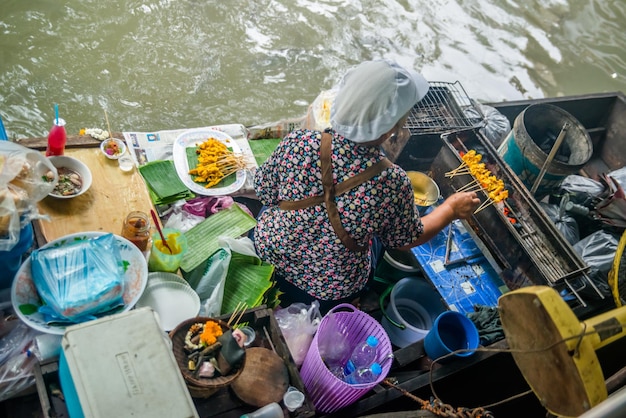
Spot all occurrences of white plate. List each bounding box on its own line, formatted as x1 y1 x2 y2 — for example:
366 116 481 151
135 281 200 331
11 232 148 335
172 128 246 196
147 271 191 288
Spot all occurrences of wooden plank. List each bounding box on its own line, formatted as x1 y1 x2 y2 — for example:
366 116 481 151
34 147 154 245
15 132 124 151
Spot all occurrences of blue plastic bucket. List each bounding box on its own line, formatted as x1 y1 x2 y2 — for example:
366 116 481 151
424 311 479 363
0 223 33 289
497 104 592 200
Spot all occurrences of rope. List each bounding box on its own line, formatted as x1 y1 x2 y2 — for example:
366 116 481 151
380 321 626 417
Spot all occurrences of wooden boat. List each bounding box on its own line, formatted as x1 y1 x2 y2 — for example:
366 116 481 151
2 91 626 418
326 91 626 418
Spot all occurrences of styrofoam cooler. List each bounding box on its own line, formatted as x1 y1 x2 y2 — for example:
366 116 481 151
300 304 392 413
59 307 198 418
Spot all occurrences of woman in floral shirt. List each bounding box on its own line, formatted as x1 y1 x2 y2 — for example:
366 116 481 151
253 60 479 311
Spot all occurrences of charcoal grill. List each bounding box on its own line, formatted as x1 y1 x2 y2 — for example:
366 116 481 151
431 128 603 307
390 81 483 172
405 81 483 134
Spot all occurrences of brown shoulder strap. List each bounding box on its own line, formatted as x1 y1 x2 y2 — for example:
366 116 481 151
278 133 391 253
279 135 392 211
321 133 367 252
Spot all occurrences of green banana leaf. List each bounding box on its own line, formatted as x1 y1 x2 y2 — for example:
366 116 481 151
221 252 275 315
180 204 257 273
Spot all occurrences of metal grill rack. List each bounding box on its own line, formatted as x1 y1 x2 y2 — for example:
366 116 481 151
405 81 484 134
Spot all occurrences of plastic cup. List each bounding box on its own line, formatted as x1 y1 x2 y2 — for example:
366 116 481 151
423 311 479 363
118 154 134 172
239 325 256 347
283 386 305 412
147 228 187 273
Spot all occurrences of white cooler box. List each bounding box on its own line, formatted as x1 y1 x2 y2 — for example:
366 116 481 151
59 307 198 418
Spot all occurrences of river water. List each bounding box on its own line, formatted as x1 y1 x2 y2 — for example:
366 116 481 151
1 0 625 140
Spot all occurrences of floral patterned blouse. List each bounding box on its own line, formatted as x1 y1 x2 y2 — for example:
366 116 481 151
253 129 423 301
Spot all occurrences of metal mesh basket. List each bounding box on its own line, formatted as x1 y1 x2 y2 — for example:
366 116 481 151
405 81 483 134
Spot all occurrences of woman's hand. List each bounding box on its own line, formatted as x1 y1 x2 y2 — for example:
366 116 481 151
441 191 481 220
396 191 480 250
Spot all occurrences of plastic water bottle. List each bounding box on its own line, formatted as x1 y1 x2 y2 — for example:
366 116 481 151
345 362 383 385
343 335 380 376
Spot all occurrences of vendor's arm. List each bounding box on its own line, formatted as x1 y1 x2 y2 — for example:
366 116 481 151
396 191 480 250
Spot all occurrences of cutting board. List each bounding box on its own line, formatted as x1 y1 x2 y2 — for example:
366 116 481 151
35 147 155 245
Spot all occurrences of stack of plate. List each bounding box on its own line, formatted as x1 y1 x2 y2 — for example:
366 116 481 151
136 272 201 331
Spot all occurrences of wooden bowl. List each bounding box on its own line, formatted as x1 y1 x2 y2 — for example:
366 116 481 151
169 317 245 396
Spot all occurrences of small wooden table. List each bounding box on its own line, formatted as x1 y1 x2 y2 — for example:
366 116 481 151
17 134 155 246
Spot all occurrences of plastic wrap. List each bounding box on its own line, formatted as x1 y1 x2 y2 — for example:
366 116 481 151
0 141 57 251
30 233 125 323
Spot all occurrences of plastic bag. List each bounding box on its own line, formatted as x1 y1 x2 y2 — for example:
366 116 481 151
31 233 125 323
571 230 620 299
275 301 321 367
539 202 580 245
192 248 232 317
305 89 337 131
0 141 57 251
162 200 205 232
555 175 604 206
464 103 511 147
0 317 39 403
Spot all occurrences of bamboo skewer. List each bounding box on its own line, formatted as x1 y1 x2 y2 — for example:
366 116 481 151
104 110 113 140
227 302 248 327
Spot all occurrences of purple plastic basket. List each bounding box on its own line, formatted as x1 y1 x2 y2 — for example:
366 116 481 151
300 304 393 413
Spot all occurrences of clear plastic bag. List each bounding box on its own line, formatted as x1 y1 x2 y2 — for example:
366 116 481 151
193 248 232 317
275 301 321 367
0 317 39 402
0 141 57 250
31 234 125 323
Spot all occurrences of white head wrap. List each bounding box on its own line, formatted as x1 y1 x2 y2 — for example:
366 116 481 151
330 60 429 143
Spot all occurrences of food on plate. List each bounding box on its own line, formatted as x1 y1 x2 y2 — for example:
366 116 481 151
101 138 124 157
188 138 247 188
46 167 83 197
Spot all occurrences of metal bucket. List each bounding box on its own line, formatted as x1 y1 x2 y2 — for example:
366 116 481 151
497 104 593 199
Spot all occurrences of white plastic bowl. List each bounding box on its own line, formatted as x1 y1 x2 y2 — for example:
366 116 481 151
47 155 93 199
100 138 127 160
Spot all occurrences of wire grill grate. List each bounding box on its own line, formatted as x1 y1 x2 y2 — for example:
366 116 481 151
405 81 483 134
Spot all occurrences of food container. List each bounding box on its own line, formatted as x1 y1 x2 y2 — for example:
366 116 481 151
120 211 151 252
99 138 127 160
47 156 93 199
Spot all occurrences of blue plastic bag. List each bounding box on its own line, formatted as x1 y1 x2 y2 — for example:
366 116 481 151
31 233 125 323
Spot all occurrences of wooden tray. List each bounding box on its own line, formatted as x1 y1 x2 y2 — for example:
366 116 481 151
34 147 154 246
